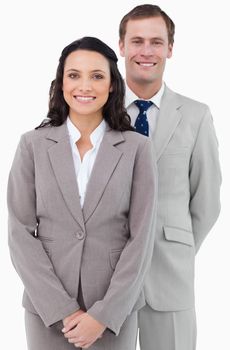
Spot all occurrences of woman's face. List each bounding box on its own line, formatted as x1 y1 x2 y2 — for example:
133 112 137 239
63 49 112 121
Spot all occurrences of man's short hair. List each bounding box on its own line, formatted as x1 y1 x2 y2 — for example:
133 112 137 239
119 4 175 45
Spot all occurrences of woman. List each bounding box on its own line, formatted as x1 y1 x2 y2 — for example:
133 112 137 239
7 37 157 350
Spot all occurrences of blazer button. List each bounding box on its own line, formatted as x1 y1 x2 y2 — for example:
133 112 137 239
76 231 85 240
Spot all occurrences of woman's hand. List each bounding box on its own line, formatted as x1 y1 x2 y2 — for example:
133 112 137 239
63 309 85 327
62 313 106 348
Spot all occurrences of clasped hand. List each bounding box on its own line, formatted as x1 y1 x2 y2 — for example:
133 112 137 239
62 310 106 348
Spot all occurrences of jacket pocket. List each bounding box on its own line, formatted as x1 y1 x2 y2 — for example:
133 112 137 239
37 235 54 242
37 236 54 255
109 249 122 270
163 226 194 246
162 147 189 155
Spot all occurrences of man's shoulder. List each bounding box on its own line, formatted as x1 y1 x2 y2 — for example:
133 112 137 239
165 86 209 110
164 86 211 122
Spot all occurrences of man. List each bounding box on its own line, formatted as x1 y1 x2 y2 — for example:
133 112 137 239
119 4 221 350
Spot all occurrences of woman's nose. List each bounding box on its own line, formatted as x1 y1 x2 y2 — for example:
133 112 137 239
78 78 92 92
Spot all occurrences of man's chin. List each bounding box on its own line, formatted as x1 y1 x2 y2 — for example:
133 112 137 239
133 75 157 85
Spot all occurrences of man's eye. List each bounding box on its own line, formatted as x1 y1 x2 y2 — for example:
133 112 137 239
154 41 163 46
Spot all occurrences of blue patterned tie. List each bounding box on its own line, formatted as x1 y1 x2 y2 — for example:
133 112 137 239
134 100 153 136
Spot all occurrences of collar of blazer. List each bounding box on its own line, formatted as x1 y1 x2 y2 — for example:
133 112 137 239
153 85 183 161
45 123 125 230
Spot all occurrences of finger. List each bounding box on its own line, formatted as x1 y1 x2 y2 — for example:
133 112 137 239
74 344 85 348
63 310 85 328
73 335 94 348
75 341 88 348
62 317 81 333
67 338 78 344
82 333 103 348
81 340 95 349
72 337 88 348
68 337 84 344
64 328 79 339
63 318 73 328
63 312 78 326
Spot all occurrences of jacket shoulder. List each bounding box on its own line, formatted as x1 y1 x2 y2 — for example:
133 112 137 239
119 130 153 158
121 130 150 145
166 87 213 126
177 92 209 111
21 125 52 143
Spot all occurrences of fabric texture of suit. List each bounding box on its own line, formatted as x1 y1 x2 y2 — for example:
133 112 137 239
142 85 221 312
7 122 157 339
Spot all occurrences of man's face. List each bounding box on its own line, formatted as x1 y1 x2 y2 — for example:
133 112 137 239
119 16 173 86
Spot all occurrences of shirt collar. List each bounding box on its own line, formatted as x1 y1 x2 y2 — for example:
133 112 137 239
125 82 165 109
67 117 106 147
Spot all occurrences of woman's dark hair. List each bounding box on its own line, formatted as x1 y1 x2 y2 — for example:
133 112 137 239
36 36 133 131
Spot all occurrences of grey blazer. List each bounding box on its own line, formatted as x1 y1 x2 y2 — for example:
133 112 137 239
7 124 157 335
143 86 221 311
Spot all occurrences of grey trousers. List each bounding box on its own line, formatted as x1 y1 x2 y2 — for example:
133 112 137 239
25 310 138 350
25 284 138 350
138 304 196 350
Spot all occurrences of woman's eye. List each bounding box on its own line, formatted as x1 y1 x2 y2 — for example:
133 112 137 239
93 74 104 80
68 73 78 79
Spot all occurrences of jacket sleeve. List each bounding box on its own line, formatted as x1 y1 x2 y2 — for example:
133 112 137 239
87 137 158 335
7 134 80 327
189 107 222 253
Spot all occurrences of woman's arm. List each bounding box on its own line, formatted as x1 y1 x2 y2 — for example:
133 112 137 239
7 134 80 327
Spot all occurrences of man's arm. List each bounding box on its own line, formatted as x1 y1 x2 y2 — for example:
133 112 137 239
189 107 221 252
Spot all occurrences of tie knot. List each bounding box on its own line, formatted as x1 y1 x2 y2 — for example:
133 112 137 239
134 100 153 113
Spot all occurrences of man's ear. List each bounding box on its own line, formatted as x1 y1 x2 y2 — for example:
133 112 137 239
119 40 125 57
167 44 173 59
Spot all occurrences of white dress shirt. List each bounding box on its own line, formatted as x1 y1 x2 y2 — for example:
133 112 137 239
67 117 106 207
125 83 165 135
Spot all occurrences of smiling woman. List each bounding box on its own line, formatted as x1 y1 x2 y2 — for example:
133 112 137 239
62 50 112 124
7 36 158 350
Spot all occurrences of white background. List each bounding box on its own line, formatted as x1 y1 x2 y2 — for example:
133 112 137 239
0 0 229 349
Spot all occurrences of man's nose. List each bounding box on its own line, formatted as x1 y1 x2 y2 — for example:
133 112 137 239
141 43 154 56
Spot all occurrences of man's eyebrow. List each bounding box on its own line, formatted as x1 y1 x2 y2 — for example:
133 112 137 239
130 36 165 41
130 36 144 40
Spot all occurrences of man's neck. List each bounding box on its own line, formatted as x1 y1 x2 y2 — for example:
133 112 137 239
126 78 163 100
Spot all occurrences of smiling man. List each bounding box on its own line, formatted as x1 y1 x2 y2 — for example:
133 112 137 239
119 4 221 350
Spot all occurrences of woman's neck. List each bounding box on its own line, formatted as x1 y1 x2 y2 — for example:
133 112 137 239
69 113 103 138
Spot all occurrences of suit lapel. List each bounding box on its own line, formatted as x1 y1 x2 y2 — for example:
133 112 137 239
83 129 124 223
46 123 85 231
153 86 183 161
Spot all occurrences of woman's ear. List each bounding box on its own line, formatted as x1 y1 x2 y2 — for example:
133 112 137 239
109 85 113 93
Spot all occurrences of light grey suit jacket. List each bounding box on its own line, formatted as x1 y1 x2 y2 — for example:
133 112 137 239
7 123 157 335
143 86 221 311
